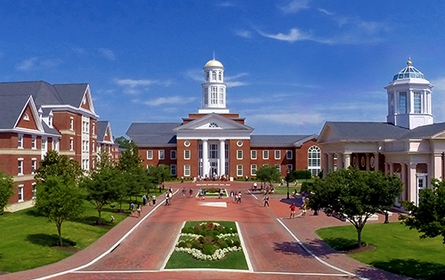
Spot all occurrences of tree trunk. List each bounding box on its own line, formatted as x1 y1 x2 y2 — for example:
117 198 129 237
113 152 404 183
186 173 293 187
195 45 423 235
357 227 362 247
56 222 63 246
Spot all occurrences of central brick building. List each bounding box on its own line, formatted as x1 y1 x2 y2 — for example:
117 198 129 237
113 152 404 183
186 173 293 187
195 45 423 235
127 59 322 180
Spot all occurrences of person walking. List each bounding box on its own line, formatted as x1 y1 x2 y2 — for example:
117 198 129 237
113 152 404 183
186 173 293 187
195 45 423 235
263 194 270 207
289 203 296 218
136 204 141 217
165 192 170 206
130 202 135 217
152 195 156 206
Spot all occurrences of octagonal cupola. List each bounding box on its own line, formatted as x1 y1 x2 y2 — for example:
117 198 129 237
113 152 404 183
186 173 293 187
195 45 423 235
385 59 433 129
198 58 229 114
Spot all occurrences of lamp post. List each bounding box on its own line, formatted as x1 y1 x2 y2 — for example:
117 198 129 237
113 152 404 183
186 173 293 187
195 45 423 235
286 169 290 199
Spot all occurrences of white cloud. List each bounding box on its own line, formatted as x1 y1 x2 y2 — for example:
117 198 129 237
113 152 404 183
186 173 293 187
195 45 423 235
16 57 61 71
318 8 333 16
186 69 203 82
217 1 235 8
226 81 249 88
234 29 252 39
143 96 195 106
256 28 309 43
279 0 310 14
251 112 324 126
99 48 116 61
115 78 172 95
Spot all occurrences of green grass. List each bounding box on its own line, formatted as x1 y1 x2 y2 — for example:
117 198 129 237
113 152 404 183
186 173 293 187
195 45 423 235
0 201 129 273
316 222 445 279
165 221 248 270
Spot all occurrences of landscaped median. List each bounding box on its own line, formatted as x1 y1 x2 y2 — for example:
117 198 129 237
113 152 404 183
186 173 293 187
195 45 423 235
165 221 249 269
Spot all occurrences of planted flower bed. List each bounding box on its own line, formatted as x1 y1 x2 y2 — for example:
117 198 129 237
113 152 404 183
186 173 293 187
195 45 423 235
165 221 248 269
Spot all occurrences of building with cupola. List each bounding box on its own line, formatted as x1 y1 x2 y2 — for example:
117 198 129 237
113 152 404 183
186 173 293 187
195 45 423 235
318 59 443 206
127 59 322 180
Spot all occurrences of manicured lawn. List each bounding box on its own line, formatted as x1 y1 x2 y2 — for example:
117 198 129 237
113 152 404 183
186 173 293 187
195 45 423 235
0 201 129 273
317 222 445 279
165 221 249 270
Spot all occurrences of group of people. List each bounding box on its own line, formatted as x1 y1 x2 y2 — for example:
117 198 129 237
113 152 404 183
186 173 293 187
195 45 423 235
229 190 243 203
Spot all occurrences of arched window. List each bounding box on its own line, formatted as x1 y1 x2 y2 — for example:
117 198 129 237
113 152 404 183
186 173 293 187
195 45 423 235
308 146 321 176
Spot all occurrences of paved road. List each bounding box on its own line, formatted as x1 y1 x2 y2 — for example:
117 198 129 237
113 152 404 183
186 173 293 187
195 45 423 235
2 181 411 280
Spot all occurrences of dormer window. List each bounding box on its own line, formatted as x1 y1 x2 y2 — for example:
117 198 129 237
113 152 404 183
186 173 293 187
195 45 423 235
48 116 53 126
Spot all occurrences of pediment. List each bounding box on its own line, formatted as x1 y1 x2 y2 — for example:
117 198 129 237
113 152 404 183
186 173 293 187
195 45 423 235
174 113 253 132
317 123 340 143
432 130 445 139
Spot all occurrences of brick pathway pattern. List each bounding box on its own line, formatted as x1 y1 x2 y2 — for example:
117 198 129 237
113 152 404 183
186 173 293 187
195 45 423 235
2 182 412 280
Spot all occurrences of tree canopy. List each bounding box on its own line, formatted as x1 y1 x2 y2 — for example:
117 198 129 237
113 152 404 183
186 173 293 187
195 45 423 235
400 178 445 244
255 165 281 186
115 136 131 149
0 171 15 214
35 150 83 184
309 168 403 247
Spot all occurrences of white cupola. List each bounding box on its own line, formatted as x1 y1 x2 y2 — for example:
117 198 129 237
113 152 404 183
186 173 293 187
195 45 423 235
198 58 229 114
385 59 433 129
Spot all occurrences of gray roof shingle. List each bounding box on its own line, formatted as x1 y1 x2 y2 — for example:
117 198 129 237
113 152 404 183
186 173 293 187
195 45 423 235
251 135 316 147
0 94 31 129
324 122 409 141
127 123 181 146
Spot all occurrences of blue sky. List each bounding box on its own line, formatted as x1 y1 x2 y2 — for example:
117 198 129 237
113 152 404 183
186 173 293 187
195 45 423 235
2 0 445 137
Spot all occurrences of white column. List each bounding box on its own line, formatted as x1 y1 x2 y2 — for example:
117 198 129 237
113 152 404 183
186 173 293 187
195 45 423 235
219 139 225 176
202 139 209 178
344 153 351 169
374 153 379 171
365 153 370 171
408 163 417 204
327 153 334 172
337 153 343 169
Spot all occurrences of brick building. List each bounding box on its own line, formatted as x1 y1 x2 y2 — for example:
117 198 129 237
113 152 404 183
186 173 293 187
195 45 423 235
127 59 322 180
0 81 118 212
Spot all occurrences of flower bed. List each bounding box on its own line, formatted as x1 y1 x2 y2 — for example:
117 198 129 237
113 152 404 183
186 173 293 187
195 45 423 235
175 222 241 261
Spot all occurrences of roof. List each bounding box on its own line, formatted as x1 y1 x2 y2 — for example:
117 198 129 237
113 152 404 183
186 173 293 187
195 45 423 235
0 81 89 109
322 122 409 142
54 84 88 108
0 94 31 129
392 59 425 81
97 121 109 142
126 123 181 146
204 59 224 68
251 135 317 147
400 122 445 139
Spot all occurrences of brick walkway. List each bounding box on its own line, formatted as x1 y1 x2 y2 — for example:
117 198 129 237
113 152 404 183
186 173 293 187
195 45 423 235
2 182 412 280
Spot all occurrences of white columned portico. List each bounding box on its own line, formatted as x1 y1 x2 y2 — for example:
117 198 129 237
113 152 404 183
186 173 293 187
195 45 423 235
202 139 209 178
219 139 225 176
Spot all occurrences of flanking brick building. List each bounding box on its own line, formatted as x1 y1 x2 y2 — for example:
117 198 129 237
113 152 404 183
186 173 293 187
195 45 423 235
0 81 119 212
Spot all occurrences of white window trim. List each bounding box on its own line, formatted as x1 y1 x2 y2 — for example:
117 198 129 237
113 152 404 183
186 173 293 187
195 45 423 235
184 150 191 160
158 150 165 160
171 150 177 160
286 150 293 160
237 150 243 160
18 134 24 149
263 150 269 160
18 184 24 202
274 150 281 160
147 150 153 160
251 150 257 160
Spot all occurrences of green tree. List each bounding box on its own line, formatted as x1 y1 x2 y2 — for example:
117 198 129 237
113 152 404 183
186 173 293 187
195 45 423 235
35 150 83 184
0 171 15 214
400 178 445 243
81 166 121 224
309 168 402 247
35 175 84 246
148 165 171 189
117 141 144 209
255 165 281 187
115 136 131 149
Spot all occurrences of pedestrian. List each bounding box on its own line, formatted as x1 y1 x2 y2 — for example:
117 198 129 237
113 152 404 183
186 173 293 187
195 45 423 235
230 191 235 203
289 203 296 218
130 202 135 216
237 191 242 203
182 187 187 198
189 188 193 197
110 215 115 223
165 192 170 206
152 195 156 206
137 204 141 217
218 188 224 199
302 198 309 217
142 194 147 206
263 194 270 207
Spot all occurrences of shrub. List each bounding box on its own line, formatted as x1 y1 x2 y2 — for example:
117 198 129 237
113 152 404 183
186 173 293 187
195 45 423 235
202 244 216 255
